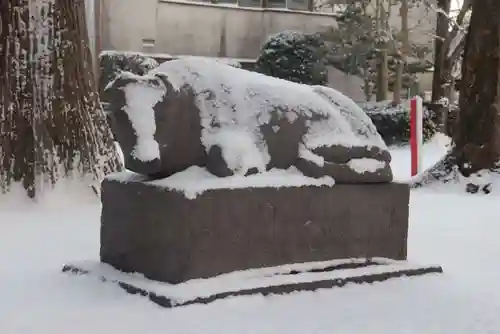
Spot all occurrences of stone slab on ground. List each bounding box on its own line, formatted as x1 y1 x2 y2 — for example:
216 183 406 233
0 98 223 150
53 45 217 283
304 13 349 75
62 258 443 309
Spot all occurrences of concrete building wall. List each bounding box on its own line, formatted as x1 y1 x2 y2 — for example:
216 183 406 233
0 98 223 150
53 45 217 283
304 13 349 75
100 0 336 59
327 66 366 102
97 0 435 98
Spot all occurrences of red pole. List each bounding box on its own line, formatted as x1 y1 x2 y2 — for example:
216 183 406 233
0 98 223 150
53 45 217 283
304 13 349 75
410 97 418 176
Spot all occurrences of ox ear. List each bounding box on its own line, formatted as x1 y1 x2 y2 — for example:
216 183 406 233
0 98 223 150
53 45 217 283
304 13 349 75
105 71 138 92
154 72 171 87
153 72 178 94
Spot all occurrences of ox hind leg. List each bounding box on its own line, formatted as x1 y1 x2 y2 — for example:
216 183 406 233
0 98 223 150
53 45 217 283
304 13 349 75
295 144 393 183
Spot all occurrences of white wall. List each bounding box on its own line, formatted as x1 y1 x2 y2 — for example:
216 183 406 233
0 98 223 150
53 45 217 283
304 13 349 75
97 0 435 98
327 66 366 102
100 0 336 59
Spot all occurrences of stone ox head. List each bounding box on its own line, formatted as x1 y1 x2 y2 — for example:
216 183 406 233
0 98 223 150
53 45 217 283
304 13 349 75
105 71 205 178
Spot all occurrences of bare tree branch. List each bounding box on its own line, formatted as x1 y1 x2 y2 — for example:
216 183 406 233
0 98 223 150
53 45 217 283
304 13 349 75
448 36 466 76
442 0 472 56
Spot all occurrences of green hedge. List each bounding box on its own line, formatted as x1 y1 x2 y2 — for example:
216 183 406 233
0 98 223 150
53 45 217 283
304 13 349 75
255 31 328 86
359 100 437 146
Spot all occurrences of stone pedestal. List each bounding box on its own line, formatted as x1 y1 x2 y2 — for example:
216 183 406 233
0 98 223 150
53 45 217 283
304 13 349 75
100 175 410 284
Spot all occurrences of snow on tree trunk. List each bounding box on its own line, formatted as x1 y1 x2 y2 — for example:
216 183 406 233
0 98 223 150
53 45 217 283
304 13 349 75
431 0 451 105
452 0 500 175
412 0 500 193
431 0 471 134
0 0 121 198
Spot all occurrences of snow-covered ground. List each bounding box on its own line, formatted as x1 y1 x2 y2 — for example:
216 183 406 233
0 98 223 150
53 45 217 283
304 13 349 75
1 136 500 334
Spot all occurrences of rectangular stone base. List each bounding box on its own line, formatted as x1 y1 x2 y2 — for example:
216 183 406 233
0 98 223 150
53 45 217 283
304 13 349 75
100 174 410 284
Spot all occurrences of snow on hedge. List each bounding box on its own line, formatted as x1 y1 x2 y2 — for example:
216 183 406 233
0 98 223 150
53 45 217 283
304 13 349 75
359 100 437 145
99 50 161 70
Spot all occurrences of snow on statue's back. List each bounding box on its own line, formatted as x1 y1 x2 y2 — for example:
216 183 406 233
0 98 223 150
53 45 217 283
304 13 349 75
105 57 393 183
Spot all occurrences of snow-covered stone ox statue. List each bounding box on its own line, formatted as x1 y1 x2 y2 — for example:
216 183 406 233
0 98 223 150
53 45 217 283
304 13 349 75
105 57 393 183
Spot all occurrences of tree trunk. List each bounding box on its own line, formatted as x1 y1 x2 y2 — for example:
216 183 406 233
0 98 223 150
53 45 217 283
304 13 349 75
452 0 500 175
376 49 388 101
375 1 388 102
393 0 409 105
400 0 410 55
0 0 120 199
393 60 403 104
363 61 374 101
431 0 451 103
430 0 451 134
440 79 452 134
